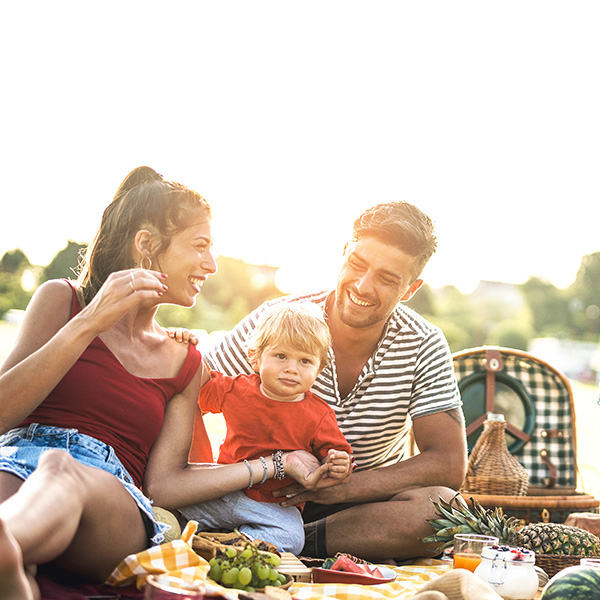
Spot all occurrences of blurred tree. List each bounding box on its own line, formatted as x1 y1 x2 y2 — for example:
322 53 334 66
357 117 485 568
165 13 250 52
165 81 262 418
0 249 29 274
486 313 534 351
406 282 436 316
521 276 571 337
40 241 87 283
569 252 600 340
157 256 282 332
0 272 31 318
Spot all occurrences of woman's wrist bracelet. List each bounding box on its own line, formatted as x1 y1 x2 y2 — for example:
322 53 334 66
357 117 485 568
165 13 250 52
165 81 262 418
244 459 254 488
259 456 268 484
272 450 285 480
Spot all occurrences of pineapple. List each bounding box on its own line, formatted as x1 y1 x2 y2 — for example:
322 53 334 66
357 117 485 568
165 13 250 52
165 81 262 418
423 494 600 556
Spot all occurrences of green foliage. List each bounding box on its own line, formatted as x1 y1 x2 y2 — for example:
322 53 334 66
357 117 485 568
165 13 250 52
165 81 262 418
568 252 600 339
2 242 599 355
156 257 282 332
0 248 29 274
521 277 571 337
0 272 32 318
486 316 534 351
40 241 86 283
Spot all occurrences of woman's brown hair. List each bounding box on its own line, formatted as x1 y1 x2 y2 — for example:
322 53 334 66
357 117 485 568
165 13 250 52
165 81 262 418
77 166 210 304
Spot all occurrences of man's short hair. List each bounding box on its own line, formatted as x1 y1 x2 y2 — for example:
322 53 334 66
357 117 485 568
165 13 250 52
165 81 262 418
352 201 437 278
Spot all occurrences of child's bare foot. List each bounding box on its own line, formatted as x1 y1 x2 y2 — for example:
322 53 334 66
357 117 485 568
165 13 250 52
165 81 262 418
0 517 36 600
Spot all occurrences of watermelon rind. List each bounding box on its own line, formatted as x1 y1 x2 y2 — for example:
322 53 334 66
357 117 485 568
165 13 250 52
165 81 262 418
540 565 600 599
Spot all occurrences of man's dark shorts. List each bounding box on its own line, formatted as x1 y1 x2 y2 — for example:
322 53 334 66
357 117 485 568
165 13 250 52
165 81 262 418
302 501 360 523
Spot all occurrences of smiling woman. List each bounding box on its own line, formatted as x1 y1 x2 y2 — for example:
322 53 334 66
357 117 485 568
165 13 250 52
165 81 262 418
0 166 333 599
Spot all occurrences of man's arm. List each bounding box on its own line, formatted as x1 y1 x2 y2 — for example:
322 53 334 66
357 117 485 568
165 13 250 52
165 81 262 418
276 408 467 507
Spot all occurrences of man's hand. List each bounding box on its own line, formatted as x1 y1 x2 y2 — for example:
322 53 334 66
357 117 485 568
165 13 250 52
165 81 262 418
273 479 350 508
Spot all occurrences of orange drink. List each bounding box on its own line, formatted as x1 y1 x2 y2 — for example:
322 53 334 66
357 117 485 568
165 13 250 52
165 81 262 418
453 552 483 572
452 534 498 572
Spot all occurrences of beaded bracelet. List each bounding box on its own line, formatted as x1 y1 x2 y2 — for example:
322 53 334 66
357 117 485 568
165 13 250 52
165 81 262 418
272 450 285 480
259 456 268 484
244 459 254 488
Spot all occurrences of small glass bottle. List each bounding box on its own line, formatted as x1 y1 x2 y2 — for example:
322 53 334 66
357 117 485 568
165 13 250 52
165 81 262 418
474 545 538 600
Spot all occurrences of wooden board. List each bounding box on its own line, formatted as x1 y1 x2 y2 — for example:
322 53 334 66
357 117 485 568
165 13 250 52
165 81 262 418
278 553 312 582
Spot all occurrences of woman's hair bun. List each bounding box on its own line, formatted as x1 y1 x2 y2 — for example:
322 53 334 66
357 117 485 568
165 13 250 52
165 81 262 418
114 166 163 199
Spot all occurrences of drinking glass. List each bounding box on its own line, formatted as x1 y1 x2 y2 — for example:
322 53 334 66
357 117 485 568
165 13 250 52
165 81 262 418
453 533 499 572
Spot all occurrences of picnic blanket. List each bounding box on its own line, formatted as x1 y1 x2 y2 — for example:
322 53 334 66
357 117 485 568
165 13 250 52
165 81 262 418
38 558 450 600
289 559 451 600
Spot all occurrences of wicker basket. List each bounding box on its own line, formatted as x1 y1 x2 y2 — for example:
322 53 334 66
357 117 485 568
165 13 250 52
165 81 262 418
468 490 600 524
535 553 600 578
463 414 530 496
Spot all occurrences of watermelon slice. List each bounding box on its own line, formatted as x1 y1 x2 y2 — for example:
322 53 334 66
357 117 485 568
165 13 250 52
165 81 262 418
329 555 386 578
330 555 366 574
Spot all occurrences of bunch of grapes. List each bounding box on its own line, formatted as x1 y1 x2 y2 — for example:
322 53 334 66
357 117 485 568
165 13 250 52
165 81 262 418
208 543 288 592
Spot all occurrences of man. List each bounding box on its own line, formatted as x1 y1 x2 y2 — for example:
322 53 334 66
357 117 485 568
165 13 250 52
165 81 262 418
196 201 467 561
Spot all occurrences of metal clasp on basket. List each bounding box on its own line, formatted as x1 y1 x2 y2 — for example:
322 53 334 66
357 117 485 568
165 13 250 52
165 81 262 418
488 556 507 586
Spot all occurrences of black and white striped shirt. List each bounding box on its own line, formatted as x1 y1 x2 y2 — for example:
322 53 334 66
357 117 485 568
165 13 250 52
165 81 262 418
205 291 461 472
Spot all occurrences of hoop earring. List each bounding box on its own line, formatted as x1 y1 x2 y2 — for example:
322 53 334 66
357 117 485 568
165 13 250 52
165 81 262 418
140 256 152 270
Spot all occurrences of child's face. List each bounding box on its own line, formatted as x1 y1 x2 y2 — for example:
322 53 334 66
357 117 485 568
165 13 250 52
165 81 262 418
254 342 321 401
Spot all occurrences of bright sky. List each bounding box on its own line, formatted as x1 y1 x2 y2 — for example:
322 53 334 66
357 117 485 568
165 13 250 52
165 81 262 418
1 2 599 295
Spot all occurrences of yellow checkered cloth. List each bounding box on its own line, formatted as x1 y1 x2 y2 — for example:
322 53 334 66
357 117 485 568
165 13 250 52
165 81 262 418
290 559 451 600
105 520 210 590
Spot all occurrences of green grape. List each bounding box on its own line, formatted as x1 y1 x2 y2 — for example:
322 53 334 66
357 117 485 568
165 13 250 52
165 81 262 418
246 587 256 593
257 578 270 588
209 557 219 568
256 564 269 580
222 567 239 586
238 566 252 586
277 573 287 585
264 552 281 567
268 568 279 581
240 547 253 559
225 546 238 558
220 559 231 570
209 563 223 582
271 579 282 587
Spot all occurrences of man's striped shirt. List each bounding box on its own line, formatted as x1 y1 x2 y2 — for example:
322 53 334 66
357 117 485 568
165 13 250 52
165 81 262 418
205 291 461 472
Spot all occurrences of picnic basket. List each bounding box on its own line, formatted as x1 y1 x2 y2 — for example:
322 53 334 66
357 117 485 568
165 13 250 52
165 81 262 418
453 346 599 521
453 347 600 577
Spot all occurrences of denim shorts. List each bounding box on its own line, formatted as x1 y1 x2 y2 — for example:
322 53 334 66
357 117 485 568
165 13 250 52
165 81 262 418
0 423 168 546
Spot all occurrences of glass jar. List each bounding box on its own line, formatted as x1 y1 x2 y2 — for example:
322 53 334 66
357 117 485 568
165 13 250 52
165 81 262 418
473 546 538 600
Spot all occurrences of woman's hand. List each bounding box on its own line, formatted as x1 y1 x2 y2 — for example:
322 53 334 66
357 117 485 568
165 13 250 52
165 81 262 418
80 268 168 333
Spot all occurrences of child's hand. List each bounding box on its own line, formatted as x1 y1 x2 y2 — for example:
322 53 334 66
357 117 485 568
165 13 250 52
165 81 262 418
323 449 354 481
167 328 198 345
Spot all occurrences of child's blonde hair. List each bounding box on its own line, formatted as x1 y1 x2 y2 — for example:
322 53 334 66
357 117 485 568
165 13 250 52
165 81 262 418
248 302 331 371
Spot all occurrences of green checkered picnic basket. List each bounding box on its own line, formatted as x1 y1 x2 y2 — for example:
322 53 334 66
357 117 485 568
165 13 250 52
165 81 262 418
453 346 599 523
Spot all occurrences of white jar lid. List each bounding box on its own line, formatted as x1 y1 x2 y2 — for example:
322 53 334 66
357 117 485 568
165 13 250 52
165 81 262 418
480 545 535 563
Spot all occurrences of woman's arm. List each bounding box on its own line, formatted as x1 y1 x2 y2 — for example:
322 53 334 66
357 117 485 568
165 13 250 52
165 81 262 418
143 366 331 509
0 270 167 433
0 280 96 432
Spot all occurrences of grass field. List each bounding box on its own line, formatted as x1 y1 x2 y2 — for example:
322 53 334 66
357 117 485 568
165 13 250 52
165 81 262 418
1 321 598 498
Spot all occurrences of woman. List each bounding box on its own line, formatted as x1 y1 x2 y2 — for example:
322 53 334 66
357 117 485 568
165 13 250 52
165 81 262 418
0 167 329 600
